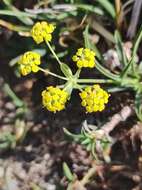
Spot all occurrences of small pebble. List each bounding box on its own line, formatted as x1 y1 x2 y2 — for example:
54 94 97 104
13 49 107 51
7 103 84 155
5 102 15 111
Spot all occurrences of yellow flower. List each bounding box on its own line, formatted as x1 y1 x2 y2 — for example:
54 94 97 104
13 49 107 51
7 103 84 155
31 21 55 44
80 85 110 113
42 86 68 112
18 51 41 76
72 48 95 68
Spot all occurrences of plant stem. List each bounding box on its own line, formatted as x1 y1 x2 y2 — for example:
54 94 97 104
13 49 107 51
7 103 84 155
80 166 96 186
39 67 67 81
46 41 62 65
115 0 121 16
77 78 114 84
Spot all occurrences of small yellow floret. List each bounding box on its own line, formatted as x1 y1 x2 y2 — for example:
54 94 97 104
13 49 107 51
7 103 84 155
31 21 55 44
72 48 95 68
80 85 110 113
18 51 41 76
42 86 68 112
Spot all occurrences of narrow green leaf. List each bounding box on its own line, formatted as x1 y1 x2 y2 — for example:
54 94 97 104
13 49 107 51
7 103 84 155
132 25 142 57
121 25 142 77
83 25 101 59
76 4 104 15
0 10 36 21
138 61 142 74
83 25 90 49
2 0 34 25
86 143 92 151
114 30 128 67
81 138 91 145
96 0 116 18
107 87 127 93
135 92 142 121
3 0 12 6
83 25 119 81
63 128 82 141
63 162 74 182
95 60 120 81
120 58 133 78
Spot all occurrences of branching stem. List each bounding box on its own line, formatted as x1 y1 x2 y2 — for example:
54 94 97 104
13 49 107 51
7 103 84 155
77 78 114 84
46 41 62 65
39 67 67 81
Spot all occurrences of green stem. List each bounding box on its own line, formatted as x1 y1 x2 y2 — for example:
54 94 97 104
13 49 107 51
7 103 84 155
77 78 114 84
39 67 68 81
46 41 62 65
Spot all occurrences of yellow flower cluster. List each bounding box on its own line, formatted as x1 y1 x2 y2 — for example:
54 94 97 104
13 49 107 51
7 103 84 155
42 86 68 112
31 21 55 44
80 85 110 113
72 48 95 68
18 51 41 76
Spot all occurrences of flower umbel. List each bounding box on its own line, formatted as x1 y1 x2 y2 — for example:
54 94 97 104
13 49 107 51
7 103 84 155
72 48 95 68
18 51 41 76
42 86 68 112
80 85 110 113
31 21 55 44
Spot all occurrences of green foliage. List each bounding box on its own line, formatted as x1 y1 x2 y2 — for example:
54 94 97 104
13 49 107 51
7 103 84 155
114 31 128 67
0 132 16 150
135 92 142 121
83 23 142 120
0 1 142 189
95 0 115 18
64 121 112 160
63 162 74 182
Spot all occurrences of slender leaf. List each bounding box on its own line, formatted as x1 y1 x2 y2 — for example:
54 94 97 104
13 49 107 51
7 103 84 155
96 0 116 18
83 25 119 80
114 30 127 67
0 10 36 20
121 25 142 77
135 92 142 121
83 25 101 59
76 4 104 15
63 162 74 182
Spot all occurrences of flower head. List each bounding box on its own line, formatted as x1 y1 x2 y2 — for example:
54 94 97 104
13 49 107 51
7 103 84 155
42 86 68 112
80 85 110 113
72 48 95 68
31 21 55 44
18 51 41 76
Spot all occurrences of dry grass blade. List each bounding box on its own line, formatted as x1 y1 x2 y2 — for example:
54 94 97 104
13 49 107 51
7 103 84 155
127 0 142 38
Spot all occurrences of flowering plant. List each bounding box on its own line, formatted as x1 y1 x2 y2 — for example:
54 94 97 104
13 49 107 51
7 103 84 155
18 21 111 114
0 0 142 189
18 21 142 122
